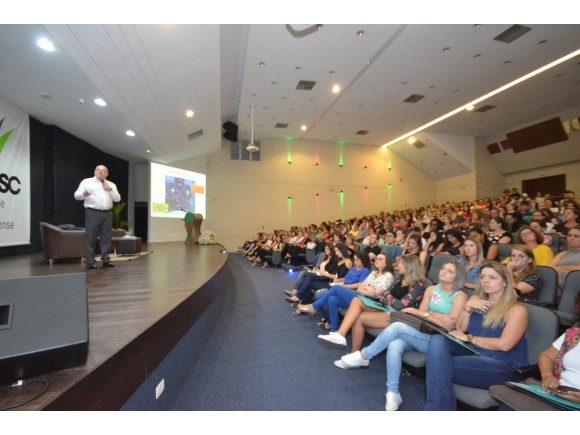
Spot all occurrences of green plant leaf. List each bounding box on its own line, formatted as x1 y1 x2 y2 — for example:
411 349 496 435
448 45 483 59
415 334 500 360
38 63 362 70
0 126 14 156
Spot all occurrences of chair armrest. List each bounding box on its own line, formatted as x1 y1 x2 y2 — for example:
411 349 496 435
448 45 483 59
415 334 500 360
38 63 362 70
515 364 540 379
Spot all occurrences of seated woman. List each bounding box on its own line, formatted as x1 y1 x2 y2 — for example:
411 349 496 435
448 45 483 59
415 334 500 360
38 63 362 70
313 250 373 329
487 217 513 245
552 207 580 237
529 219 553 246
505 244 542 304
246 233 271 261
285 243 345 308
317 254 426 349
424 230 445 257
336 258 467 411
284 230 306 265
457 237 485 290
490 291 580 409
424 261 529 411
296 253 394 330
506 226 554 266
252 234 284 268
468 226 498 260
395 233 427 268
548 226 580 296
439 228 464 256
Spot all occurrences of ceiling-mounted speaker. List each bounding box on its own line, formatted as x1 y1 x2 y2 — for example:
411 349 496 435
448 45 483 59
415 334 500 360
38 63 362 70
222 121 238 142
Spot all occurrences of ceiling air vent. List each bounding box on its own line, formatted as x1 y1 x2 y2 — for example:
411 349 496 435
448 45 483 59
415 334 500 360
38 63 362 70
296 80 316 90
474 105 496 113
187 129 204 141
403 94 425 103
413 140 426 149
356 130 369 135
493 25 531 44
275 123 288 129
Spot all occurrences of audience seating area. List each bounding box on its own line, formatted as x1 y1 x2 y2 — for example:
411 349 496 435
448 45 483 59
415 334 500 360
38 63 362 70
239 188 580 410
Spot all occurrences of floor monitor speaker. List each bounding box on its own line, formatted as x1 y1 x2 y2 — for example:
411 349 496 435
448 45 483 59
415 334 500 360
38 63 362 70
0 273 89 385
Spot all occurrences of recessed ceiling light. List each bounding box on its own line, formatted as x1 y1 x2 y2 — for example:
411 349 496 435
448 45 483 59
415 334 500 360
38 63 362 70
186 109 194 118
356 30 365 37
126 130 136 137
503 60 512 65
538 40 547 45
473 53 482 59
78 98 85 104
146 149 151 153
329 70 335 75
40 93 52 99
94 98 107 107
442 47 450 53
271 81 278 86
36 37 55 52
258 62 266 67
408 136 416 144
295 66 302 72
332 84 341 94
466 105 475 111
301 125 307 131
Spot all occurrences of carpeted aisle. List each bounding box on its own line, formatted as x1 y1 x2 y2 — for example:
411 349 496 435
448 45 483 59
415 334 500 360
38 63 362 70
171 254 426 411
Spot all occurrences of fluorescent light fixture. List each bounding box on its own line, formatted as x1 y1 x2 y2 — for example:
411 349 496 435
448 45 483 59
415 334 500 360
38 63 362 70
36 37 55 52
382 47 580 148
94 98 107 107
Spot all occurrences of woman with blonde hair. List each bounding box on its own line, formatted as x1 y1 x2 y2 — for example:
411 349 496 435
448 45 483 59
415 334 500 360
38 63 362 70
424 261 529 410
336 258 467 411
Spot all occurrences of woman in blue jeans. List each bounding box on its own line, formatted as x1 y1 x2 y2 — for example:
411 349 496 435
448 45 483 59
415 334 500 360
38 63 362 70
338 257 467 411
297 253 394 331
424 261 528 410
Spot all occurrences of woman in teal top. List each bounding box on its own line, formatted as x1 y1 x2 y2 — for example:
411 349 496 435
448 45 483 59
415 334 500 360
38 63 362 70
424 261 529 410
335 258 468 411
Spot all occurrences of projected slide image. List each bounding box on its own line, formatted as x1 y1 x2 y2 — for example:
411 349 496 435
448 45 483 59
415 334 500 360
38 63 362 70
150 162 206 219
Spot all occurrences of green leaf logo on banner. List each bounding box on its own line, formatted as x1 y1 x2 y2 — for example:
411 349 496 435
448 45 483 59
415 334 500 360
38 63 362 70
0 117 15 156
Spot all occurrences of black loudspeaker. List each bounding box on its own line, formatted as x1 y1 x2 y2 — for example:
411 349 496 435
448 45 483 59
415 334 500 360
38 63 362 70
0 273 89 385
222 121 238 142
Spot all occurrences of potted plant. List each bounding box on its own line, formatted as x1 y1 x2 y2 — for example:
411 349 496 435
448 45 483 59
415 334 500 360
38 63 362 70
112 202 132 232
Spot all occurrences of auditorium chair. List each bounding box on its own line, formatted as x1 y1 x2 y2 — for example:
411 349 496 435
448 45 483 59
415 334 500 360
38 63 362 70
553 270 580 328
453 303 559 410
534 265 558 307
39 222 86 264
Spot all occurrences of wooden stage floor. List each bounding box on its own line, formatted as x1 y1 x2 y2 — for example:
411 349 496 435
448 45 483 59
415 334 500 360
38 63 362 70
0 242 228 410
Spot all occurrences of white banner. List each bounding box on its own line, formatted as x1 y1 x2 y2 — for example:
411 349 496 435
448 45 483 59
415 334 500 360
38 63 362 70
0 99 30 247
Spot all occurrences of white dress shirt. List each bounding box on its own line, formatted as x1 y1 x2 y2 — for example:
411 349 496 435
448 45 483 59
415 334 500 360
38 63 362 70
74 177 121 210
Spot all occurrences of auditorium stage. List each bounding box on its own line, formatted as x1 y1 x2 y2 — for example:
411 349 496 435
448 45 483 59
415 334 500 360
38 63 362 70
0 242 228 410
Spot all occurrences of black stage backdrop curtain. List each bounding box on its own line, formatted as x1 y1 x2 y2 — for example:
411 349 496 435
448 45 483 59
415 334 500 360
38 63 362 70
0 117 128 258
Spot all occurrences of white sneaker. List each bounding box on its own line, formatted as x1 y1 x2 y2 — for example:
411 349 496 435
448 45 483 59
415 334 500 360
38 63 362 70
317 332 347 349
340 351 369 368
385 391 403 411
333 359 352 370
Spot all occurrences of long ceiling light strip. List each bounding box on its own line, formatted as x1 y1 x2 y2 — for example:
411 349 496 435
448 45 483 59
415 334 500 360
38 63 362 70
382 47 580 148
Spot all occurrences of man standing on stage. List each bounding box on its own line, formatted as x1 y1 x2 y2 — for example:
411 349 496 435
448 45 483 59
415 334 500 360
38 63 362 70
74 165 121 269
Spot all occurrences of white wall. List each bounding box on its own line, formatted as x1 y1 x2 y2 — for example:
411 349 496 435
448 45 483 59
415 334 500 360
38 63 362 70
435 173 477 204
172 138 437 250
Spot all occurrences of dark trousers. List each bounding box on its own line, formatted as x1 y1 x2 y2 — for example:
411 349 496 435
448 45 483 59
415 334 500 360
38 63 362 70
85 208 113 263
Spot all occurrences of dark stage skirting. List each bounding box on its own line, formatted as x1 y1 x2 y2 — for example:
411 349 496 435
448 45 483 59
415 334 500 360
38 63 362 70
0 242 228 410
